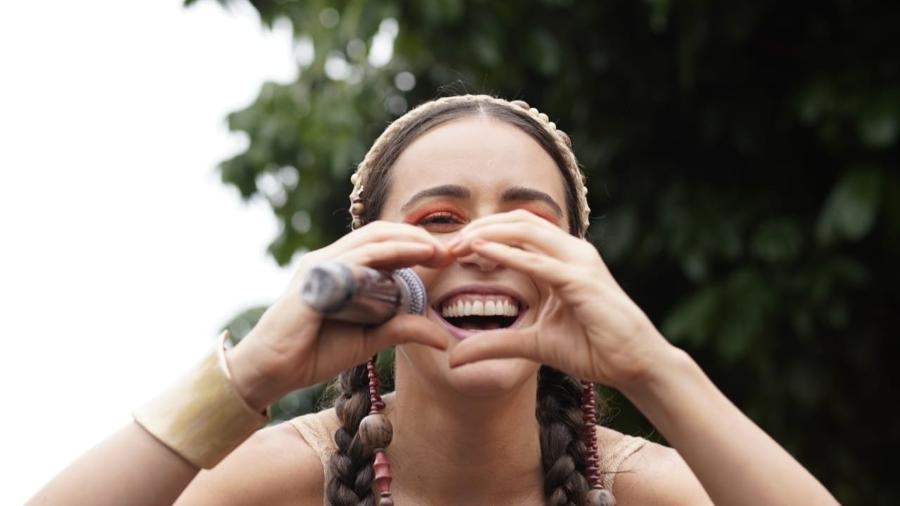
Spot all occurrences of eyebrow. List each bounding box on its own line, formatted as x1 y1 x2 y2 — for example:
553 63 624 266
400 184 471 213
501 186 563 217
400 184 563 218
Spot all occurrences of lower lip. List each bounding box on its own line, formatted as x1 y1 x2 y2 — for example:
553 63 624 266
429 307 528 340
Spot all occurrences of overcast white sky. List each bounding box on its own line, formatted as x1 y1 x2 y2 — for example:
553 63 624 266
0 1 298 502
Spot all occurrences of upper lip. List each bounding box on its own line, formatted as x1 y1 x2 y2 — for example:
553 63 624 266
432 284 528 310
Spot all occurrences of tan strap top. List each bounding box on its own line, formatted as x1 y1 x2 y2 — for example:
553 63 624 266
288 401 648 502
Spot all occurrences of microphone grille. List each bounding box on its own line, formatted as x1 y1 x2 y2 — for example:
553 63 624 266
394 268 427 315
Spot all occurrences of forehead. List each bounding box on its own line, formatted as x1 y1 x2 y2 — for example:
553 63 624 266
382 116 568 217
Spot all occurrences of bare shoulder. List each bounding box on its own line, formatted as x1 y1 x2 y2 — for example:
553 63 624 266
174 421 324 505
598 427 713 505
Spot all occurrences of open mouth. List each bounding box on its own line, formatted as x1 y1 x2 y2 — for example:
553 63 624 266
432 291 527 338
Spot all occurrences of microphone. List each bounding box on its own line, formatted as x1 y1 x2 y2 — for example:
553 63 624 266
300 262 427 325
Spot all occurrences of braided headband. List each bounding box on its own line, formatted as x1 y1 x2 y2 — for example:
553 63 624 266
347 94 591 237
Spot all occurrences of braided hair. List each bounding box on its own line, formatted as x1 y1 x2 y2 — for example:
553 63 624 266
538 367 592 505
326 95 607 506
327 364 377 504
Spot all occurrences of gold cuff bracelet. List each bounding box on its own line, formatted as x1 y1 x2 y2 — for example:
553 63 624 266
133 330 270 469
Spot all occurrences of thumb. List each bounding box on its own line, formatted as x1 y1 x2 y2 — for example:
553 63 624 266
365 313 448 353
448 327 541 367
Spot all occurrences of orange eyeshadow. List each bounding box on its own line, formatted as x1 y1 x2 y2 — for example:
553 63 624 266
403 203 468 225
518 205 561 226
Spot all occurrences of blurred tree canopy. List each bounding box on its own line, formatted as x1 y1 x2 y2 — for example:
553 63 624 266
189 0 899 503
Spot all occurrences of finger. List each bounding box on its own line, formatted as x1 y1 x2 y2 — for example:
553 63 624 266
365 313 448 353
448 327 542 367
341 222 454 266
449 221 575 260
466 239 575 287
459 209 561 237
336 221 447 252
337 241 449 270
467 208 555 228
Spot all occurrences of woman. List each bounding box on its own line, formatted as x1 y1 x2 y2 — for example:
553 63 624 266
28 95 838 505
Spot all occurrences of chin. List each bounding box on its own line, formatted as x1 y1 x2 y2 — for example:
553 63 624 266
444 357 541 397
398 343 540 399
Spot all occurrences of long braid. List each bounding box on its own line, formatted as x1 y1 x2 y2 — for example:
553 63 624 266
538 366 592 505
326 364 376 506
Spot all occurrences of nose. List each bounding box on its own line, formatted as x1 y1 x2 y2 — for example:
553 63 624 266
456 251 501 272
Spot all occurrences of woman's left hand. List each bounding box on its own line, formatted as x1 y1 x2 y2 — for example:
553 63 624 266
447 209 677 389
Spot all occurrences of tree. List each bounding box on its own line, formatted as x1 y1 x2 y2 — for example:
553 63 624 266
190 1 900 503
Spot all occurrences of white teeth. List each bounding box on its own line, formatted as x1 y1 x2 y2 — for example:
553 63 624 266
440 296 520 318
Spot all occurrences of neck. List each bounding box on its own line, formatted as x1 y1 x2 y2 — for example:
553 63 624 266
386 360 544 504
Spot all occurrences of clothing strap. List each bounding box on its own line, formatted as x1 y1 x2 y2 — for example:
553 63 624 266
600 434 648 491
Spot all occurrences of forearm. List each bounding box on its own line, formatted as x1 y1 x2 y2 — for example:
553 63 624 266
27 422 199 506
620 344 838 506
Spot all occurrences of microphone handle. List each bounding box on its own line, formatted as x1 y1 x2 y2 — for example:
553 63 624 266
300 262 425 325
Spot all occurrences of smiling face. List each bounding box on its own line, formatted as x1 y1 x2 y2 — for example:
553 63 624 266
378 115 571 396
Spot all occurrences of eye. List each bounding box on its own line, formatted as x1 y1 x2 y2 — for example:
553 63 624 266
417 211 465 232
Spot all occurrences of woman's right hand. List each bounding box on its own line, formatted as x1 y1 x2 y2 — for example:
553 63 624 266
224 221 454 411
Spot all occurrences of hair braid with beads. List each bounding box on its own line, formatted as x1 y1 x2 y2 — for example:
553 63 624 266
538 366 592 505
326 364 376 505
327 94 614 506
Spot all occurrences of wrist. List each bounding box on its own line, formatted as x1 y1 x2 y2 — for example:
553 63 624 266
616 342 697 407
225 335 293 413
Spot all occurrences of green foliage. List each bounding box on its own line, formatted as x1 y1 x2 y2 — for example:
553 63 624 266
195 0 900 503
816 167 884 245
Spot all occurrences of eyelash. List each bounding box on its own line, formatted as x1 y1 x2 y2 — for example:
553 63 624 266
416 211 465 230
408 206 558 230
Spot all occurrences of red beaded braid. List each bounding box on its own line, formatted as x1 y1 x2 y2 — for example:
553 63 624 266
582 381 616 506
358 356 394 505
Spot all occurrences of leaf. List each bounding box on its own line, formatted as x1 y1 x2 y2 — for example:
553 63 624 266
597 206 638 262
859 111 898 148
716 270 773 363
526 29 561 76
750 218 804 263
662 285 722 346
816 167 883 245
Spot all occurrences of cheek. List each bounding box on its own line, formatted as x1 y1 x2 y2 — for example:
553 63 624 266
518 270 548 312
412 265 440 289
412 265 448 309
